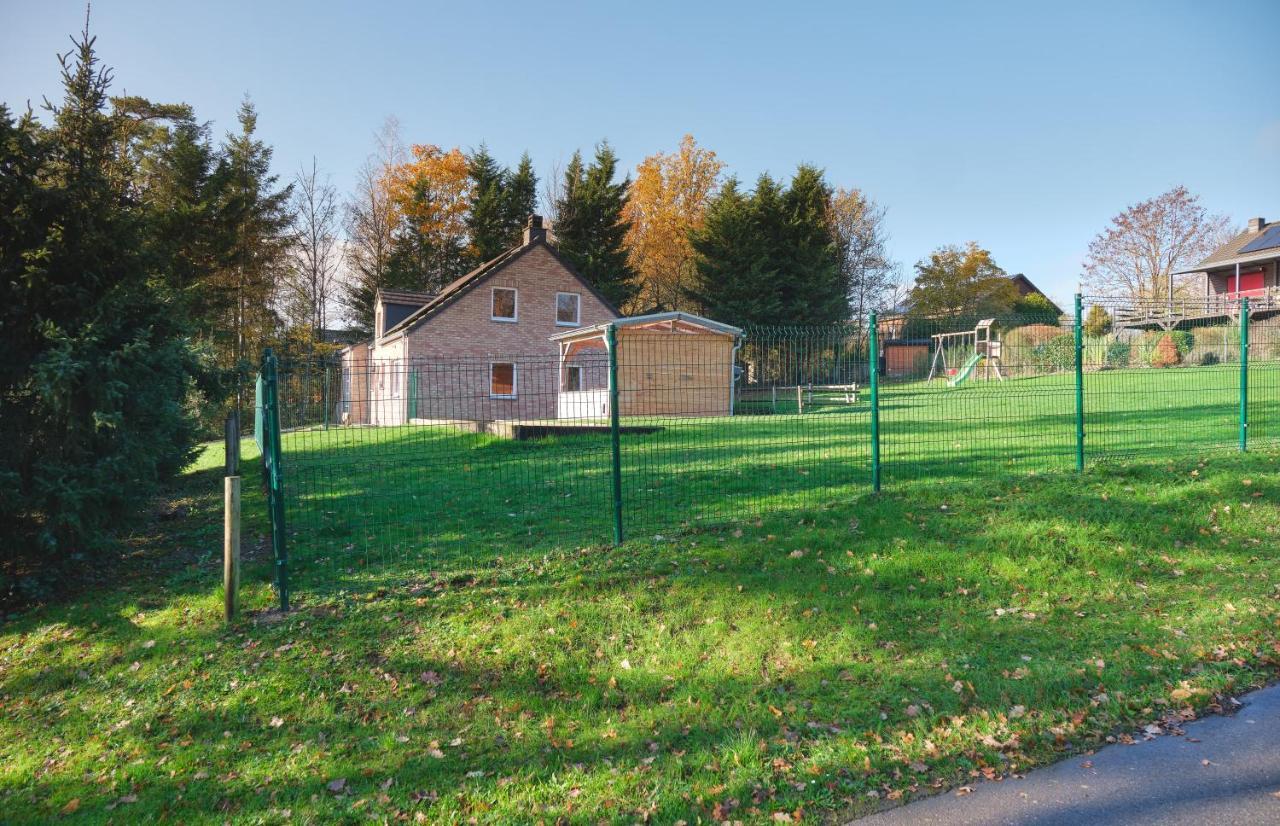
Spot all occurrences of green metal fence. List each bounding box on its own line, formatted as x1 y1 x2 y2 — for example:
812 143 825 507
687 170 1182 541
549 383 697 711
255 295 1280 605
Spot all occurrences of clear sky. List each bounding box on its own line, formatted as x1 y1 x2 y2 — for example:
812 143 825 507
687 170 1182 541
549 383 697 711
4 0 1278 308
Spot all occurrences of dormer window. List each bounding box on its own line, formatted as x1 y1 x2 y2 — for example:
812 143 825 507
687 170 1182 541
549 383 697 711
491 287 517 322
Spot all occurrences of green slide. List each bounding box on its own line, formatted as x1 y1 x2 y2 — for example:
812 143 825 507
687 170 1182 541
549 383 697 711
948 353 984 387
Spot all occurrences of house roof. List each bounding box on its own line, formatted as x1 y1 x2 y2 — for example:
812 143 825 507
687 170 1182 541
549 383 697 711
1174 219 1280 274
549 311 744 343
376 288 436 306
883 273 1062 318
380 239 621 339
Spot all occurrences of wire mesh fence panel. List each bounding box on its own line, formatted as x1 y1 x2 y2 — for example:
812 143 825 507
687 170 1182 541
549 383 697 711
273 352 614 592
876 310 1078 480
1081 297 1244 459
1248 311 1280 447
258 298 1279 600
616 323 872 539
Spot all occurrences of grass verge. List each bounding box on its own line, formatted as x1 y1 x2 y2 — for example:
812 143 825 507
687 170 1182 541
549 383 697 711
2 447 1279 823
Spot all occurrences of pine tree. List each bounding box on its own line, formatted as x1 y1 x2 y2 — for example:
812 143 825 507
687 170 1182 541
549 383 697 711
1 27 199 567
553 143 636 308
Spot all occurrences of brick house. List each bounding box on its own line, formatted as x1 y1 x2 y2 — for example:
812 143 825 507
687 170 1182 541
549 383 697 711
339 216 619 424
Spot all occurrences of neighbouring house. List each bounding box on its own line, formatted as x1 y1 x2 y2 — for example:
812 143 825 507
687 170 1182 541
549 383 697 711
550 312 745 419
338 216 620 424
1177 217 1280 306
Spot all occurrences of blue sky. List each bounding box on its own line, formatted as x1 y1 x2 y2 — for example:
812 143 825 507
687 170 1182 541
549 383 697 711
4 0 1278 308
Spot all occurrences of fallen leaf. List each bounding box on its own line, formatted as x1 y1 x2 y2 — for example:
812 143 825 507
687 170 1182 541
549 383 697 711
60 799 80 815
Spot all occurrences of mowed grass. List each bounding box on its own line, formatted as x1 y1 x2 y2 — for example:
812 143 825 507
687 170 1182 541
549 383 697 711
3 364 1280 823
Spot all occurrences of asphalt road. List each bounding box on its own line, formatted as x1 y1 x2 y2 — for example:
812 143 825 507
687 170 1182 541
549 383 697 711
853 684 1280 826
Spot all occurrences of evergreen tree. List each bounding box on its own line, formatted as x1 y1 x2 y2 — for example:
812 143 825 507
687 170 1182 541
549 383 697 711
467 147 539 264
214 98 292 382
0 30 199 573
687 167 847 326
686 179 780 322
553 143 636 308
466 144 508 263
778 165 846 323
504 152 538 238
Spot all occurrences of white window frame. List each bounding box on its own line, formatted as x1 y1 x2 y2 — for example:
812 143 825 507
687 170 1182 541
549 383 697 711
491 287 518 322
555 292 581 327
564 364 583 391
489 361 517 399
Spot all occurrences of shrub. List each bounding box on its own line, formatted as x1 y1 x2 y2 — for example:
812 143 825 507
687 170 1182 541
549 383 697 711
1032 334 1075 371
1150 334 1181 367
1105 341 1131 368
1168 330 1194 356
1200 351 1220 366
1004 324 1063 349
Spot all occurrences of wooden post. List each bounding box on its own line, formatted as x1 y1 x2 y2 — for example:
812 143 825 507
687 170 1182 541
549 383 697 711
224 475 241 621
796 384 803 414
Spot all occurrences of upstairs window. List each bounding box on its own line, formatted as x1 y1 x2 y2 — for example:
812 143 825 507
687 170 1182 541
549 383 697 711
556 292 581 326
491 287 517 321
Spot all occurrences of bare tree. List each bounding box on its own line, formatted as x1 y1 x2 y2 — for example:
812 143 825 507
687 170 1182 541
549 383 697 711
1081 186 1230 302
282 158 341 340
828 187 900 322
343 117 405 335
541 156 565 228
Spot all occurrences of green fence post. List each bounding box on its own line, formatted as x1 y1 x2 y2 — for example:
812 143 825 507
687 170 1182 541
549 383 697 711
262 348 290 611
1074 293 1085 472
868 312 881 492
322 362 330 430
607 324 624 544
407 369 417 422
1240 297 1249 452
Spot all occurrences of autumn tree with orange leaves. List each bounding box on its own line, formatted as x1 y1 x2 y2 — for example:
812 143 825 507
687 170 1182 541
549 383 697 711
383 144 473 292
623 135 724 312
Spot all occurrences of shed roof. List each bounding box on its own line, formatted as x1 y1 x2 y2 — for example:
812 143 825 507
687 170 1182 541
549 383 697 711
549 311 745 343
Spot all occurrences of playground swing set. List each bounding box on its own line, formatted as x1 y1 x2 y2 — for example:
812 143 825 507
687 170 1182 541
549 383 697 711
926 318 1005 387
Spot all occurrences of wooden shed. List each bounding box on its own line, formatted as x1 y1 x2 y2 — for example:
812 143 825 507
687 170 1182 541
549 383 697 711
550 312 745 419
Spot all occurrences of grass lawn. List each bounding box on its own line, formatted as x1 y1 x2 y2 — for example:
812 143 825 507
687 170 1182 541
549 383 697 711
3 363 1280 823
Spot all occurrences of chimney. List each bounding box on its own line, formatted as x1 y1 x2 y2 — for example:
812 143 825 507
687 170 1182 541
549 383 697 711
1247 217 1265 233
523 214 547 245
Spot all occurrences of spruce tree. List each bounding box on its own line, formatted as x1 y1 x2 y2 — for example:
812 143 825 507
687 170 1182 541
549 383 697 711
553 143 636 308
687 168 847 326
687 178 780 323
504 152 538 238
779 165 845 323
1 29 199 569
466 144 509 263
215 99 292 377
